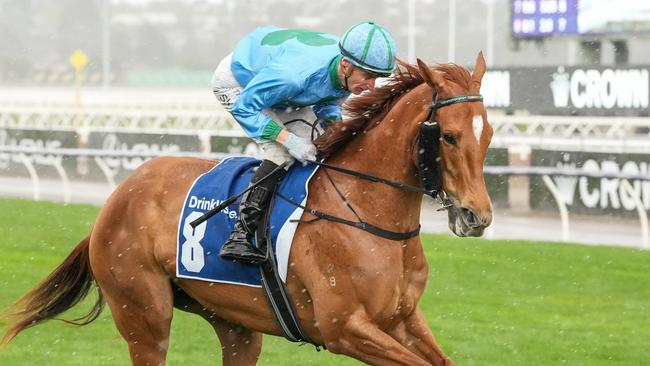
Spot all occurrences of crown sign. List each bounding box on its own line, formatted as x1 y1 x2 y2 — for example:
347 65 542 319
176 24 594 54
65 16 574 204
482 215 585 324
550 66 571 108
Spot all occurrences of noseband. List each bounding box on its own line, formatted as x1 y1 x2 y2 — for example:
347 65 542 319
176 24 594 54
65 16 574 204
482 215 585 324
417 93 484 200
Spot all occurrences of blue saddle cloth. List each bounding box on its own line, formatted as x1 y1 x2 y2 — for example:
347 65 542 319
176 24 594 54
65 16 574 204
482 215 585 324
176 156 318 287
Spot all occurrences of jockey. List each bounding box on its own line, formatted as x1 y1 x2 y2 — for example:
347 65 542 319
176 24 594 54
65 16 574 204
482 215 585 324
212 21 397 264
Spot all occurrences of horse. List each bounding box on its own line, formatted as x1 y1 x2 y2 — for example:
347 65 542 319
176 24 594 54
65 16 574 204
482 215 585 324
1 52 493 366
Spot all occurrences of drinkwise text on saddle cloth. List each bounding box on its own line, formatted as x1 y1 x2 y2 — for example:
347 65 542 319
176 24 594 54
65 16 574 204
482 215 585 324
187 196 238 219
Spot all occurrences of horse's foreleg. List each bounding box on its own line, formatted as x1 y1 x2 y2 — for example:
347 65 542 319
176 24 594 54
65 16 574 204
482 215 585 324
212 317 262 366
319 310 432 366
389 307 455 366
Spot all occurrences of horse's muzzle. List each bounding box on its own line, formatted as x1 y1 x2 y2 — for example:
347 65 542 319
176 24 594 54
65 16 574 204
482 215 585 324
447 204 491 237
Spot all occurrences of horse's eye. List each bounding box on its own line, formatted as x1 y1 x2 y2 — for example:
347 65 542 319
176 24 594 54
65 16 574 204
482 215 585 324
442 133 456 145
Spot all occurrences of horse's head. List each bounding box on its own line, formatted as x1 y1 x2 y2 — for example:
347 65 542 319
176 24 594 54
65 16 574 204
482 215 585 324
416 52 493 237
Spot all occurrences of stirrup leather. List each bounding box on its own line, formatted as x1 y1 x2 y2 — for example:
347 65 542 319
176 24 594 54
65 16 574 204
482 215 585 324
246 185 271 209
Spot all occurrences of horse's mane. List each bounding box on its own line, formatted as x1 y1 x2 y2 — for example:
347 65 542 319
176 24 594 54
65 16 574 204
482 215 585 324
314 61 472 159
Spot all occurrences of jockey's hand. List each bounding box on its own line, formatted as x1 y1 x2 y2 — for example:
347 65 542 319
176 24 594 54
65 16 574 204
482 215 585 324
281 132 317 164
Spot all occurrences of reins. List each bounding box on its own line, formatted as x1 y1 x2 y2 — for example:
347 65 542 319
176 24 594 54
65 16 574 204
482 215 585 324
307 159 439 197
276 191 421 241
272 158 443 241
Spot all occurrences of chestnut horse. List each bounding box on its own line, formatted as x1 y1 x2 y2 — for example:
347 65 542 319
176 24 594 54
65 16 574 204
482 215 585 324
2 53 493 365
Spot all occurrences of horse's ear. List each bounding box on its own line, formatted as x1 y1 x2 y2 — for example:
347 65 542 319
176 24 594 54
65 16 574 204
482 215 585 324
470 51 487 93
416 58 446 91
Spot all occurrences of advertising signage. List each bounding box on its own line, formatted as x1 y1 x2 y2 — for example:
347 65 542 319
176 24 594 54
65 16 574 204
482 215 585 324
480 65 650 116
530 150 650 215
513 0 650 37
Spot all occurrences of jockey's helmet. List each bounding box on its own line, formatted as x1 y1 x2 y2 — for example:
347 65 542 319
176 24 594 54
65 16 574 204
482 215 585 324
339 21 397 77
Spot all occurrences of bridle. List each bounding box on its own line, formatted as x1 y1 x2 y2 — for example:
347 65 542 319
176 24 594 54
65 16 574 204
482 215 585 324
417 93 484 204
191 92 485 241
287 91 485 240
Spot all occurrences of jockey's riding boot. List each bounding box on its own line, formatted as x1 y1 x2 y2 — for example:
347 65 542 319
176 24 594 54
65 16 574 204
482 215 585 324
220 159 287 264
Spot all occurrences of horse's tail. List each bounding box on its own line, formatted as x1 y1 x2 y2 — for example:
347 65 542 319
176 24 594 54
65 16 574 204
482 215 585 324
1 236 104 347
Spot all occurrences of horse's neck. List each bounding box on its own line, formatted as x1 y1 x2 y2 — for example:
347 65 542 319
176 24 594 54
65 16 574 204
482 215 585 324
327 88 428 228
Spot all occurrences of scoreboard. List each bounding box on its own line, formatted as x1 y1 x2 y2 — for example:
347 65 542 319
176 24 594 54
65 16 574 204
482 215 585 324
512 0 578 37
512 0 650 38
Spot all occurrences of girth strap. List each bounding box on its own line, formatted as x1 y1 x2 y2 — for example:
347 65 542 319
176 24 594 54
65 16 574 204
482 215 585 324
256 191 318 347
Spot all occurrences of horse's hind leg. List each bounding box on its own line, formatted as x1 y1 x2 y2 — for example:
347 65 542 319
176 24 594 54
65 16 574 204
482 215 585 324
213 318 262 366
93 258 174 366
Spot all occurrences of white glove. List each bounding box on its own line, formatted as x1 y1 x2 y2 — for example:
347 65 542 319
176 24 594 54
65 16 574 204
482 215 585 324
281 133 317 163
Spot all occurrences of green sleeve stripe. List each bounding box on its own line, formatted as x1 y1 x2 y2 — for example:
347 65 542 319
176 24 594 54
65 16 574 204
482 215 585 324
261 119 283 140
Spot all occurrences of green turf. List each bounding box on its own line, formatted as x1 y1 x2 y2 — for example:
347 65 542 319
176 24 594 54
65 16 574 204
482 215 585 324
0 198 649 365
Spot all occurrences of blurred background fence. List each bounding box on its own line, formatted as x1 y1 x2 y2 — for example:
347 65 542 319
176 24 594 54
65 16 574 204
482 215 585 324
1 87 649 247
1 0 650 247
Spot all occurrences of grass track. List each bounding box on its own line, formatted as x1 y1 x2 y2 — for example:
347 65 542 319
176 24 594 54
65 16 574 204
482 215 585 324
0 198 648 365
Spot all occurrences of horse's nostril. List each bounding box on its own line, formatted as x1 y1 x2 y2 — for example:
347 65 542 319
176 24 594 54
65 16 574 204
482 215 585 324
460 208 480 228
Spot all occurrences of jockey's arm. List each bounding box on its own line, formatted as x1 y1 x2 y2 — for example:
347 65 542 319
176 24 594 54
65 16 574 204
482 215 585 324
230 64 302 142
230 64 317 162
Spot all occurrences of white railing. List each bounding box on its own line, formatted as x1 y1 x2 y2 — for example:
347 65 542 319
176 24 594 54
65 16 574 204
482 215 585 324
2 102 649 135
0 87 217 110
1 146 648 248
489 115 650 153
484 166 650 248
490 115 650 138
0 105 238 132
0 146 228 202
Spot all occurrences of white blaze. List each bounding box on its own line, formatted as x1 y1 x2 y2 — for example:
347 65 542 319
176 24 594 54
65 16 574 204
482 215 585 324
472 115 484 143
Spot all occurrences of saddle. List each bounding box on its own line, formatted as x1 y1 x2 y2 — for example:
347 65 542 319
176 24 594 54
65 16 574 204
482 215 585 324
177 157 318 345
